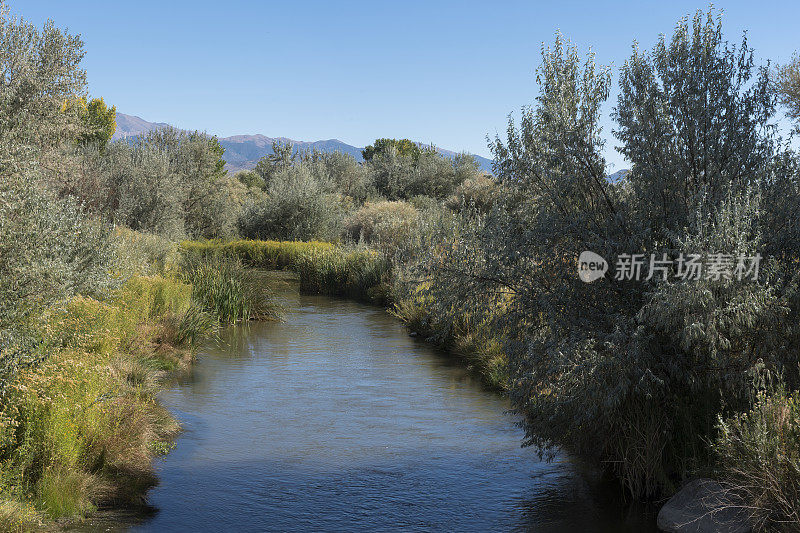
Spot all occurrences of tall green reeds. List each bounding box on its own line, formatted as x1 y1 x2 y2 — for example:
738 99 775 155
181 255 280 324
180 239 391 305
180 239 333 270
294 247 391 304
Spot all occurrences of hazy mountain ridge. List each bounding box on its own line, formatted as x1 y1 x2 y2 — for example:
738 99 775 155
113 113 635 179
113 112 494 173
608 169 629 183
112 113 171 140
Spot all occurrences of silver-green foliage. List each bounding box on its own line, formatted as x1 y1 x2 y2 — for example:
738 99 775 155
368 147 478 200
411 11 798 498
0 4 114 386
105 128 241 239
238 163 346 241
0 174 114 391
713 379 800 529
0 2 86 169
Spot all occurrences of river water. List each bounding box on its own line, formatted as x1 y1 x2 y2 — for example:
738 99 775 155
78 281 656 532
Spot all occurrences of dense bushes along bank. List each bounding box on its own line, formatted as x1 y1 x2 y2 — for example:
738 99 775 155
0 274 194 530
179 239 508 390
0 231 280 531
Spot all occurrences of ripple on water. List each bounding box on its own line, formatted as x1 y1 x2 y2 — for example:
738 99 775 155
71 287 657 533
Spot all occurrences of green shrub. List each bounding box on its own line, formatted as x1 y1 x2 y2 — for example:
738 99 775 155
445 174 499 212
0 275 198 525
302 149 373 202
344 200 418 249
0 177 114 327
238 165 345 241
714 384 800 530
0 175 115 395
367 148 478 201
101 129 236 240
410 12 792 499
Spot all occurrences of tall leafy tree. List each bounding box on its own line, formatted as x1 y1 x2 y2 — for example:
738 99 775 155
254 140 296 188
82 97 117 148
411 11 796 498
105 127 236 239
362 138 421 161
614 11 776 236
0 2 86 168
777 53 800 131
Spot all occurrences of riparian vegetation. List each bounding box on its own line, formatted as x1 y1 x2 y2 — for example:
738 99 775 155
3 2 800 531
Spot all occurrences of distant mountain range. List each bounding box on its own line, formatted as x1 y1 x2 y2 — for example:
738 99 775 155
608 169 629 183
112 112 495 173
112 113 634 180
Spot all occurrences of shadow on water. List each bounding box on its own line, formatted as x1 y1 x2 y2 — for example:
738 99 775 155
68 278 658 532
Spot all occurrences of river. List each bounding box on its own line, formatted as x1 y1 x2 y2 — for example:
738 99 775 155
74 280 656 532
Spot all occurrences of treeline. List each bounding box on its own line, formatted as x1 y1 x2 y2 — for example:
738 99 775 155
0 5 278 528
234 140 486 242
5 1 800 531
47 122 490 256
402 12 800 530
37 102 488 249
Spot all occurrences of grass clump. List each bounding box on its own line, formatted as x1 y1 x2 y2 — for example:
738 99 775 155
181 255 280 324
181 239 389 305
294 246 391 304
0 500 40 532
180 239 333 270
713 383 800 530
391 295 508 390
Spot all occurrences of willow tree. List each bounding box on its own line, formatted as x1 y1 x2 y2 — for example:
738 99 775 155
0 2 86 168
777 53 800 132
412 10 797 498
0 3 113 389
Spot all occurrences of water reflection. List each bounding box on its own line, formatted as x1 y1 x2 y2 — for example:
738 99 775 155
71 283 656 532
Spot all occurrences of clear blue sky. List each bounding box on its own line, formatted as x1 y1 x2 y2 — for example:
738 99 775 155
12 0 800 170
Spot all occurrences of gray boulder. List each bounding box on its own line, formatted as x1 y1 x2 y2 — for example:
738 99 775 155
657 479 753 533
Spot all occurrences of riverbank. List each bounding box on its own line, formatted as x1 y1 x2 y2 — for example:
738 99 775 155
0 231 277 531
180 239 508 390
0 274 196 531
